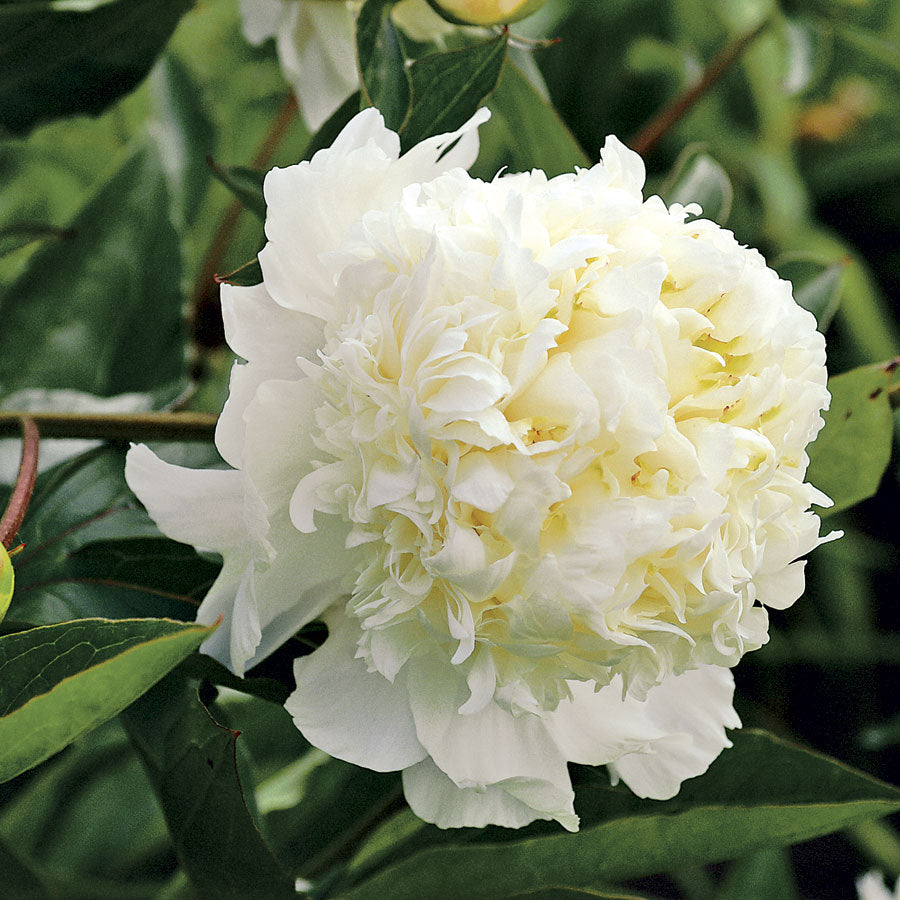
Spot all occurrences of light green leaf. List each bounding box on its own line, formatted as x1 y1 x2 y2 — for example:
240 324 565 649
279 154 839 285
0 617 214 784
400 32 508 151
662 146 734 224
120 673 296 899
0 544 12 625
0 142 187 398
150 53 216 228
357 0 411 132
807 361 897 515
0 0 194 136
343 730 900 899
775 253 847 331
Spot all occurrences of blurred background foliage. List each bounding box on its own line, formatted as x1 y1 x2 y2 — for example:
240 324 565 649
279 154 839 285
0 0 898 897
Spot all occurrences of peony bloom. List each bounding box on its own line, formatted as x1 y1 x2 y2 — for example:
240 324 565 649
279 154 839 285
127 109 834 830
239 0 455 130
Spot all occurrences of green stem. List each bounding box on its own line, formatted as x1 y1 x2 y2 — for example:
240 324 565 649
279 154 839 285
0 411 217 443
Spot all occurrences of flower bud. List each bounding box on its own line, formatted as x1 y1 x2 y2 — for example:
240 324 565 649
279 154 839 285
425 0 548 26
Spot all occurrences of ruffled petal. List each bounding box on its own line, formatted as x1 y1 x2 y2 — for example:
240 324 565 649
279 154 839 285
286 613 428 771
608 667 740 799
405 654 573 798
259 107 489 322
403 756 578 831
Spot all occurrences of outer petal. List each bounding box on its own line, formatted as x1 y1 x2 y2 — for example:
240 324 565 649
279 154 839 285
125 444 245 552
216 282 324 468
286 613 428 771
609 667 740 800
403 756 578 831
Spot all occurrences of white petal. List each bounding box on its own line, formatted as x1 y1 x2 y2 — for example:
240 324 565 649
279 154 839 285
221 281 324 365
608 667 741 799
286 613 428 771
125 444 245 552
403 756 578 832
406 655 572 794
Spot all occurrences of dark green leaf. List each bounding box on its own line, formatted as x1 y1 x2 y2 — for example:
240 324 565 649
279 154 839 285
9 447 218 627
775 253 847 331
0 617 214 783
473 60 589 180
0 223 74 260
216 256 264 287
718 847 799 900
357 0 411 132
0 0 194 136
0 143 187 398
208 160 267 221
0 720 172 892
807 361 896 515
343 730 900 899
177 652 291 706
662 146 734 224
151 54 216 227
120 673 296 900
401 32 508 151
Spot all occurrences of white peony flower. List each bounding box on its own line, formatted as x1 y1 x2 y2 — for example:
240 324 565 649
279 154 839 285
858 872 900 900
239 0 455 130
127 108 834 830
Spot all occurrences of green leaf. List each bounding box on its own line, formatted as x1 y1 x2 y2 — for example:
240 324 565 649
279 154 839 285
120 673 296 899
0 719 173 893
0 0 194 136
0 616 214 784
0 142 187 398
662 146 734 224
9 447 218 627
343 730 900 899
775 253 847 331
150 54 216 228
807 361 896 515
400 32 509 152
215 256 264 287
473 59 589 180
208 160 267 221
718 847 799 900
357 0 411 132
0 223 74 260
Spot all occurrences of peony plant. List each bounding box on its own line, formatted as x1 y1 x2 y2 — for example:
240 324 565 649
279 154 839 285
3 0 898 894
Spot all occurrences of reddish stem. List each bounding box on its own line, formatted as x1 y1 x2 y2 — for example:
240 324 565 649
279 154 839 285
0 417 39 550
630 19 769 158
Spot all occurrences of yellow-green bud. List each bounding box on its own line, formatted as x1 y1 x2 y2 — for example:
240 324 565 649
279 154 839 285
425 0 548 27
